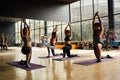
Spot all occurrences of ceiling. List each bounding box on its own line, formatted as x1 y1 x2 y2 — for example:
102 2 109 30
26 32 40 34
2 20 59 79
0 0 79 22
55 0 79 3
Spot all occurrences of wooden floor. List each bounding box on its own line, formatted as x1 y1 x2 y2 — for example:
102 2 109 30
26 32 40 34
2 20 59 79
0 47 120 80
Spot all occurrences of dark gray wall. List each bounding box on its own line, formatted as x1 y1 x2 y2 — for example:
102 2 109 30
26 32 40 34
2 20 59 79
0 1 69 22
0 22 15 46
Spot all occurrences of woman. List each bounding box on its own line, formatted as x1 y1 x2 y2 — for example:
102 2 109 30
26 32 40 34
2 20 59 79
4 34 8 50
20 19 32 68
92 11 104 62
62 23 77 58
47 25 58 57
1 33 4 50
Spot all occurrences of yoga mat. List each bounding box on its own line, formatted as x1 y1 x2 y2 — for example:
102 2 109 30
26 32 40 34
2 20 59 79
38 54 62 59
7 61 46 70
73 57 115 66
53 55 88 61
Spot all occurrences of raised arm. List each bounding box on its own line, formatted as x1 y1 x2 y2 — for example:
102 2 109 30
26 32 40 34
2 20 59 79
68 23 72 36
97 13 103 31
92 12 98 30
20 19 24 38
23 19 31 36
68 23 72 39
53 25 58 32
64 23 69 34
93 12 98 24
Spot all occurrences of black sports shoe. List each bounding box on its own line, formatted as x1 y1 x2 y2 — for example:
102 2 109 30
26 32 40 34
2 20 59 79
96 59 101 63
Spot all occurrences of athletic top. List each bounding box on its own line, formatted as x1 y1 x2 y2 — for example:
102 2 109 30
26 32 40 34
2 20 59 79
50 38 56 46
64 36 71 42
93 29 101 45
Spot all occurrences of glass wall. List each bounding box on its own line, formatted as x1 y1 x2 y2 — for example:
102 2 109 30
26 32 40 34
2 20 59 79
15 19 67 45
114 0 120 41
70 0 109 41
15 0 117 46
15 21 21 44
71 23 81 41
114 0 120 14
94 0 108 16
81 0 93 20
70 1 80 22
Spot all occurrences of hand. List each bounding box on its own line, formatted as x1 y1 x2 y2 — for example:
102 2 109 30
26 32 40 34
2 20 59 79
95 11 99 16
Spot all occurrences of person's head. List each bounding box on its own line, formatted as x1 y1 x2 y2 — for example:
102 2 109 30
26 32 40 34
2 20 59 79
65 30 71 36
23 27 29 36
93 22 101 30
52 32 56 38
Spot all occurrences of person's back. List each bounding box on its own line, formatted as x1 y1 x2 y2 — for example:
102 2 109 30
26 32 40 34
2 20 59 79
93 23 102 45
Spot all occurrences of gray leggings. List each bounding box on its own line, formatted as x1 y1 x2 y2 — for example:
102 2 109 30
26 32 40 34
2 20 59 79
47 46 55 56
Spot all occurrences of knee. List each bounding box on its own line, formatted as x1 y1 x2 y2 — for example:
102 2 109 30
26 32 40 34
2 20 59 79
63 46 66 50
97 43 102 49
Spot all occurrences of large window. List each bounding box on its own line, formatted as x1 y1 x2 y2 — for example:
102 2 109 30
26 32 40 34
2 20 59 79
94 0 108 16
71 23 81 41
82 20 92 41
114 0 120 14
70 0 109 42
81 0 93 20
114 0 120 41
70 1 80 22
114 15 120 41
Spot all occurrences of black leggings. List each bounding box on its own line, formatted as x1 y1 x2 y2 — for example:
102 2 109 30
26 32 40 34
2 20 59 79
63 45 78 58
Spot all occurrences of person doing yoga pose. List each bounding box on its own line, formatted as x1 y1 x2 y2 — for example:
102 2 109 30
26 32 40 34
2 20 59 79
20 19 32 68
93 11 112 62
47 25 58 57
62 23 77 59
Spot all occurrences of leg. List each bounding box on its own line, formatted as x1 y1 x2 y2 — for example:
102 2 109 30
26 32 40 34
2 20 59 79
25 47 32 68
66 50 71 57
67 50 78 58
64 46 72 58
26 53 31 68
1 44 3 50
94 45 100 62
94 43 102 62
47 46 50 57
51 48 55 56
63 46 66 58
3 45 7 50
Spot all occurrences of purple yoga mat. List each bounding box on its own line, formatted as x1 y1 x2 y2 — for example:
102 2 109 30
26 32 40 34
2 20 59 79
38 54 62 59
7 61 46 70
73 57 115 66
53 55 88 61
